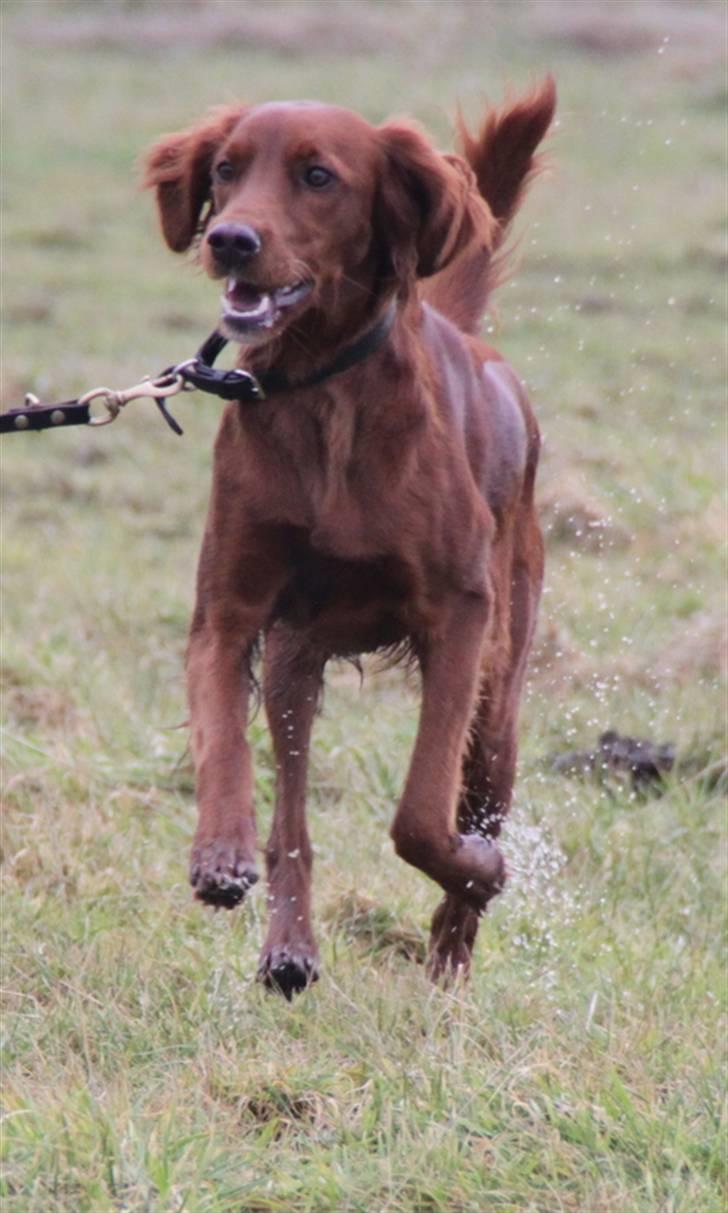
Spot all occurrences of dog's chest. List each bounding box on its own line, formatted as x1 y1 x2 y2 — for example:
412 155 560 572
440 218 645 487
259 406 399 555
273 536 415 653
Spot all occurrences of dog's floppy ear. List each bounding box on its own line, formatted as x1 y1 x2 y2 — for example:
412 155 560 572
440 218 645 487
375 121 495 287
143 106 245 252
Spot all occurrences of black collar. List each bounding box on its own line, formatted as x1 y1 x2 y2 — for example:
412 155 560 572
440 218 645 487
183 302 397 404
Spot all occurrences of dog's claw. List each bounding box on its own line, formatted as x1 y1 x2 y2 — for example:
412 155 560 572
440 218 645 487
257 949 319 999
194 870 257 908
190 840 259 909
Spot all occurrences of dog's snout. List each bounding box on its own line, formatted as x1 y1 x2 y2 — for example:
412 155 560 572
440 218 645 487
207 223 262 266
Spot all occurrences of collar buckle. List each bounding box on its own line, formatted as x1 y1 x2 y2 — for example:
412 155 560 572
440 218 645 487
176 360 266 402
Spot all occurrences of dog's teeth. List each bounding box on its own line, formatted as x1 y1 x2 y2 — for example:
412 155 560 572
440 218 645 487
223 292 271 319
245 293 271 318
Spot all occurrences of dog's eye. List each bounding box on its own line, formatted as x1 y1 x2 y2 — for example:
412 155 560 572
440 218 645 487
215 160 235 183
302 165 335 190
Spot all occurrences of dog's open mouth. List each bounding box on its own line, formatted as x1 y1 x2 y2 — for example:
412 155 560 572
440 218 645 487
221 277 313 338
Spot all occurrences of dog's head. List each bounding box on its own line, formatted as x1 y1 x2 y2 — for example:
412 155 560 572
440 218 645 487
144 101 494 346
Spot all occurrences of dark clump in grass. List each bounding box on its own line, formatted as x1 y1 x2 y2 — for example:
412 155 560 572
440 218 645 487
241 1088 326 1136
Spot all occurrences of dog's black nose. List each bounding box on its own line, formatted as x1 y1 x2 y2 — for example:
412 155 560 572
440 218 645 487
207 223 262 264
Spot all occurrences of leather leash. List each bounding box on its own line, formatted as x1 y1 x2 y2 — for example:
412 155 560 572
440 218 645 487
0 304 396 438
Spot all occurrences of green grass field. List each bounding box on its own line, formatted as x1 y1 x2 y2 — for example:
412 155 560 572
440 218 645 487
1 2 726 1210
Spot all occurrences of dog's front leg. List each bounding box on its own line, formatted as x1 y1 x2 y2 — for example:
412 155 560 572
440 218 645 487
186 530 285 909
257 624 325 999
391 591 506 914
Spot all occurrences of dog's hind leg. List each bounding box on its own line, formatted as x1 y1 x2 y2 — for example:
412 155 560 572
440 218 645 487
257 624 326 999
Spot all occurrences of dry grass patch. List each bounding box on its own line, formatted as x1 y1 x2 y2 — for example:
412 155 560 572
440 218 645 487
323 891 426 963
540 472 633 553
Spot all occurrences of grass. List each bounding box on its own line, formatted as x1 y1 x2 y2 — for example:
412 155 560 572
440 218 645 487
1 1 726 1210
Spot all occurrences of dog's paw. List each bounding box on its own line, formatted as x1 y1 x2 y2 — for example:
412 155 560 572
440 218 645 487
427 893 479 984
257 946 320 1001
452 835 506 913
190 840 259 909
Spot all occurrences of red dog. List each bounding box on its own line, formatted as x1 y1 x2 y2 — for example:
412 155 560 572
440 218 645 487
145 79 555 996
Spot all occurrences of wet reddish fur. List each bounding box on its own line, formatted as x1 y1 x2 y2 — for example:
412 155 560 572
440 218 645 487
144 79 556 990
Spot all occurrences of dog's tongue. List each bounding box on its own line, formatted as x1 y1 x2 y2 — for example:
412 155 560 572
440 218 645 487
226 279 268 312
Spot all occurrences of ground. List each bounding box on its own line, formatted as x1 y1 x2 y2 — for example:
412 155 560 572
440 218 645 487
1 2 725 1210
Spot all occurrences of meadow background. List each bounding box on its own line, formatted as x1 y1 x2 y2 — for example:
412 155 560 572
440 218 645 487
1 1 726 1209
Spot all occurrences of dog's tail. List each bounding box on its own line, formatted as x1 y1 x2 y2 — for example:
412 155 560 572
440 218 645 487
422 76 556 335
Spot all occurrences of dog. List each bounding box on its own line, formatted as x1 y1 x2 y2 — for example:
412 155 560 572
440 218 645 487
144 78 556 996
